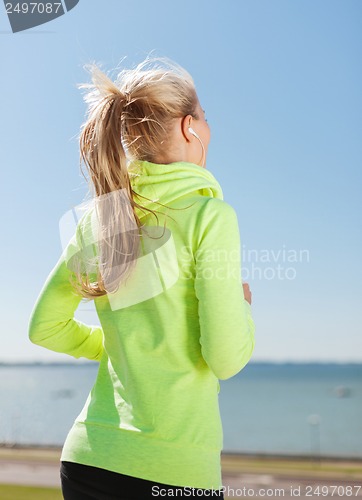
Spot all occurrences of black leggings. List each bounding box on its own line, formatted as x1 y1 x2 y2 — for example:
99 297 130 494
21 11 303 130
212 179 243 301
60 461 224 500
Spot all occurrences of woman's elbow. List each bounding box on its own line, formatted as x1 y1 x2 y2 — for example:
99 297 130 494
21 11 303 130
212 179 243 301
28 316 57 346
211 339 255 381
28 313 39 344
28 320 43 346
215 357 252 381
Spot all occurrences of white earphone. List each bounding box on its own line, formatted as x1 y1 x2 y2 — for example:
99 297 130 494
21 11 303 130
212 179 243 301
188 127 200 139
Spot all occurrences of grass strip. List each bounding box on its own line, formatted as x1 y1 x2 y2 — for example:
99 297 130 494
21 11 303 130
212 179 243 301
0 483 62 499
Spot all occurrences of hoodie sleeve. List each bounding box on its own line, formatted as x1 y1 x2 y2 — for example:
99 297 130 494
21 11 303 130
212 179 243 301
194 198 255 380
28 223 104 362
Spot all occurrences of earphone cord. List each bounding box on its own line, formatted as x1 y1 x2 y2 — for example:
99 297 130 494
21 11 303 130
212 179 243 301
195 135 205 168
189 126 205 168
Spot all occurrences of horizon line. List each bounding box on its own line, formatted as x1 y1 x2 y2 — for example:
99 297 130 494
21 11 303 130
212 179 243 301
0 360 361 366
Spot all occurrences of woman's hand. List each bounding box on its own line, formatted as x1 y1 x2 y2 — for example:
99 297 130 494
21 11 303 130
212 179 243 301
243 282 252 305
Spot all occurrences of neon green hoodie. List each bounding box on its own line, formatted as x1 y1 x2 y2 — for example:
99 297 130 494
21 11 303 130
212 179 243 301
28 160 255 490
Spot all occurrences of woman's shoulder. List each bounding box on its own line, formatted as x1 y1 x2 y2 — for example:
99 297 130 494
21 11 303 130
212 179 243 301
184 196 239 249
191 196 238 222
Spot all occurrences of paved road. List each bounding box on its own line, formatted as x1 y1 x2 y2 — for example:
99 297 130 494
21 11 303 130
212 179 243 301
1 457 362 499
0 457 61 487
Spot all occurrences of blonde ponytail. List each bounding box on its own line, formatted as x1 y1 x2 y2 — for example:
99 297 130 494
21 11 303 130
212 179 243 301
68 57 199 299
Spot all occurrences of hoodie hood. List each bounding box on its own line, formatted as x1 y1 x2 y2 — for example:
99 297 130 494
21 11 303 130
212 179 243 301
128 160 223 216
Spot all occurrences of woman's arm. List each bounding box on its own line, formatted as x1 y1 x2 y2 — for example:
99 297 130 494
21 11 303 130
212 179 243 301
28 229 104 362
194 198 255 380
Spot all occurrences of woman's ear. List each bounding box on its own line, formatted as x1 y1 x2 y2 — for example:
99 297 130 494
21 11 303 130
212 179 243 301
181 115 194 143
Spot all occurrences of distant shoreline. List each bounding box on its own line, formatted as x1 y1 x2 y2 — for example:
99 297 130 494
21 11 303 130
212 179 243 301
1 361 362 367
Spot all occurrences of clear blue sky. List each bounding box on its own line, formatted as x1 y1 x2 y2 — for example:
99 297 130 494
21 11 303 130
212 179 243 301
1 0 361 362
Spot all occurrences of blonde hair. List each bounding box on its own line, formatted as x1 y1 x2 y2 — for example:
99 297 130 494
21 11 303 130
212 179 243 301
68 56 199 299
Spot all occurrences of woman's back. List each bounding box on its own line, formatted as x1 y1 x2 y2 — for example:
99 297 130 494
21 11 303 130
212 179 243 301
58 159 254 489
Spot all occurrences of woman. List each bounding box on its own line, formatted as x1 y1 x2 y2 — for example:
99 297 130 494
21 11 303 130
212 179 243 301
28 56 255 500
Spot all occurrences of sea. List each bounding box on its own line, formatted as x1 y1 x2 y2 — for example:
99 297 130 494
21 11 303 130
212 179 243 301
0 362 361 458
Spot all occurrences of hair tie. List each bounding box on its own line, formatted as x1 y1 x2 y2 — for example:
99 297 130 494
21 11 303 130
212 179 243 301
124 90 131 105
